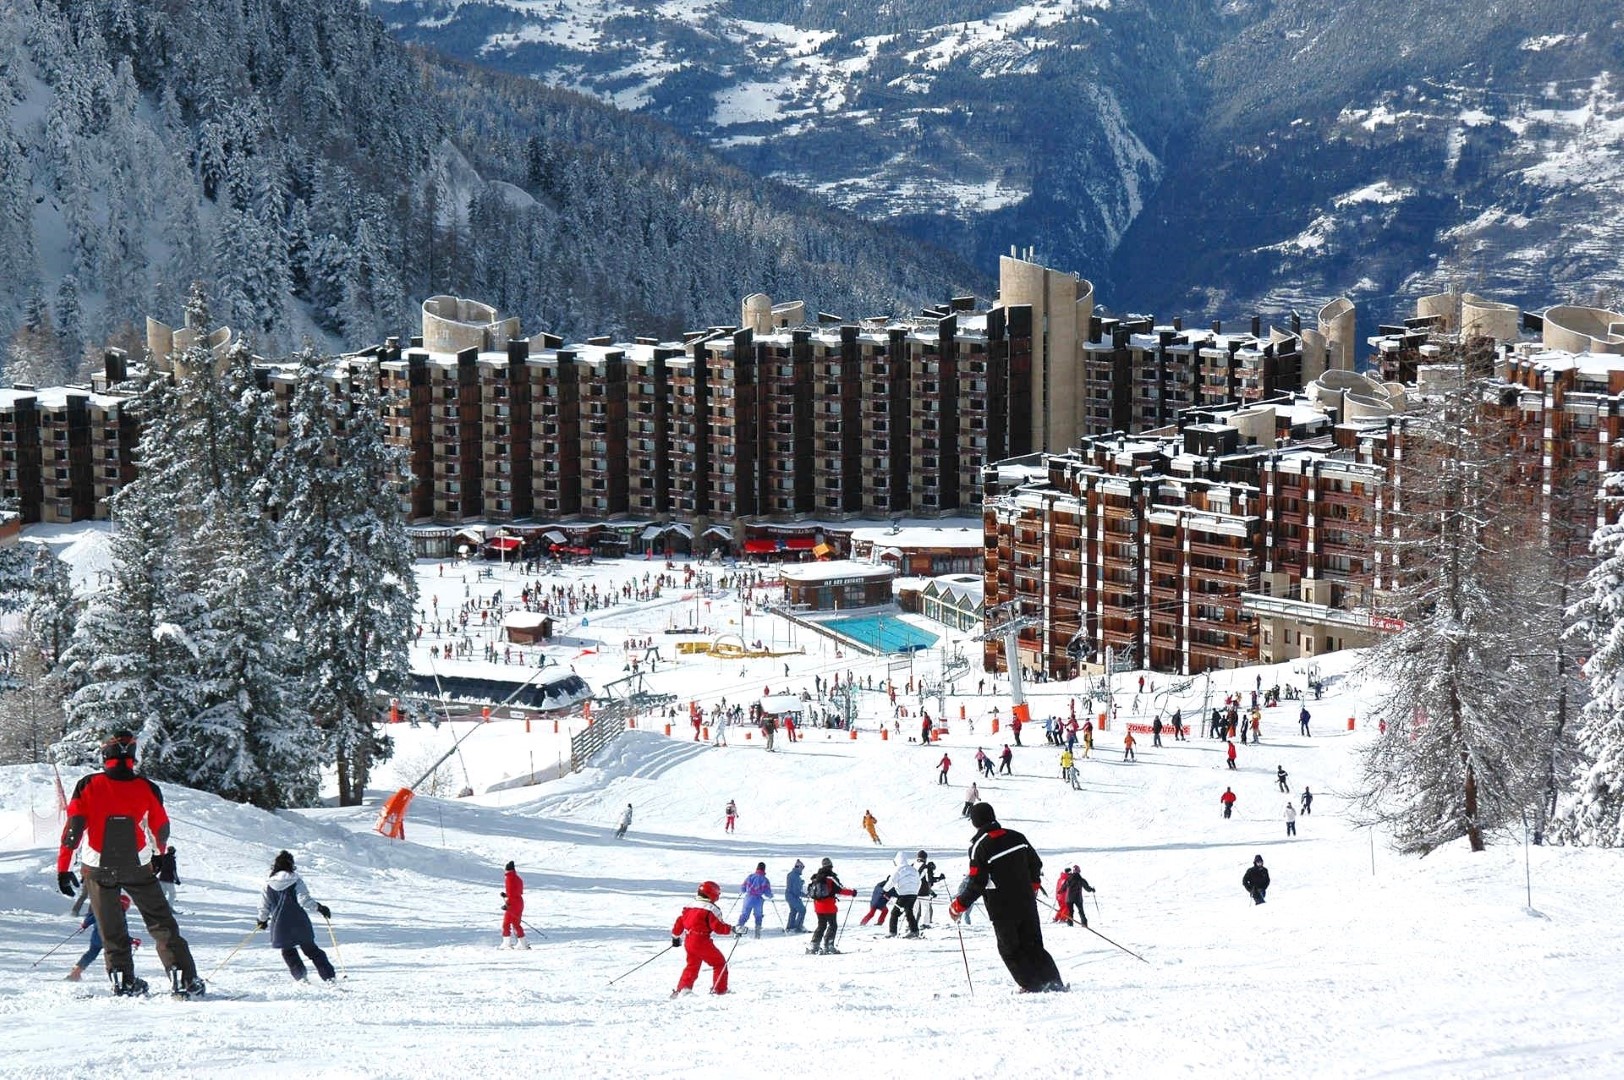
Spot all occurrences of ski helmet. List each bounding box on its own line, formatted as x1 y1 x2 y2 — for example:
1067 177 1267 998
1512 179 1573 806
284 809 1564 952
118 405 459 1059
1253 855 1264 865
697 881 721 902
916 850 928 862
820 857 833 869
101 731 137 766
968 802 997 829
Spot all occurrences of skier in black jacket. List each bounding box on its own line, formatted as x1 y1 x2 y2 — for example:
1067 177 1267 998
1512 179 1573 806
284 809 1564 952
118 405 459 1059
1063 866 1094 927
949 802 1065 992
1243 855 1270 905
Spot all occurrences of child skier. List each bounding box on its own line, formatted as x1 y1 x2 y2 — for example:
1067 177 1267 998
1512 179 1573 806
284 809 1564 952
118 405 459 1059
737 862 773 938
501 861 529 949
671 881 734 995
66 892 139 981
859 878 891 926
724 800 738 833
254 851 336 982
805 859 857 954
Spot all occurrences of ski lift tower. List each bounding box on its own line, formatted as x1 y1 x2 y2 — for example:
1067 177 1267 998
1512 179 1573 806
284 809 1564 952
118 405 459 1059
974 600 1041 730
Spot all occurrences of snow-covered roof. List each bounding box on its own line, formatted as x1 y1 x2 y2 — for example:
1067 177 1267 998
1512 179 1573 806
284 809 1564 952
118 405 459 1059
502 611 551 629
781 559 895 583
848 525 984 550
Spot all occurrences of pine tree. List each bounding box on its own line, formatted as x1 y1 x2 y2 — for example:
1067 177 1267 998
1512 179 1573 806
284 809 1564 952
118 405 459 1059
24 544 78 670
1355 350 1552 854
272 350 415 805
1556 481 1624 847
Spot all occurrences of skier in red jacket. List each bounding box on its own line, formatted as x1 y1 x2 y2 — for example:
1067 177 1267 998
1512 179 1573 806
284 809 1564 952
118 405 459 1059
501 861 529 949
671 881 734 995
57 731 202 998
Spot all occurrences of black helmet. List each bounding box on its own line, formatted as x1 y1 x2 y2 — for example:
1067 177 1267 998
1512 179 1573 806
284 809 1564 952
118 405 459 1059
101 731 137 765
820 857 833 869
916 849 928 861
1253 855 1264 865
969 802 996 829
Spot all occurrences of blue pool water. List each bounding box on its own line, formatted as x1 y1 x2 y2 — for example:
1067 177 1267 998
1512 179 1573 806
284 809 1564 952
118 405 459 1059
823 615 940 653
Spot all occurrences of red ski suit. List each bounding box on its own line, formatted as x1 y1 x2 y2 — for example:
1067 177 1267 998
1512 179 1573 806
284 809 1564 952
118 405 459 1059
503 869 525 937
672 901 733 993
1054 870 1071 922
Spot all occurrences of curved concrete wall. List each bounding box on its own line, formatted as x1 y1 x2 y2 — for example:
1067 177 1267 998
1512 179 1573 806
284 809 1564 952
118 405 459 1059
1228 404 1276 444
771 300 806 328
1318 297 1356 372
422 296 520 353
1544 304 1624 354
1416 291 1458 333
741 293 773 335
1460 293 1520 342
1300 327 1328 384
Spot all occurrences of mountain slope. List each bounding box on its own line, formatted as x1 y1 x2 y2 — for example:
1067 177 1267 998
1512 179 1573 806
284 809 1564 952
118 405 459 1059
0 0 976 365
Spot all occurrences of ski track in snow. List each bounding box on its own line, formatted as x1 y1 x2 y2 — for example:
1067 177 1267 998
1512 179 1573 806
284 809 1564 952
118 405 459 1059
3 553 1624 1077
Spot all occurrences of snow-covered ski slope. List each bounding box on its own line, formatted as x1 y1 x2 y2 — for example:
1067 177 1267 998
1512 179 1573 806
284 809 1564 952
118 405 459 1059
5 556 1624 1076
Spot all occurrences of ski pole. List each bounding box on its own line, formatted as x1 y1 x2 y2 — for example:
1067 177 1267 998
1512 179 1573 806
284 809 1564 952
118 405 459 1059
607 941 679 986
30 924 85 969
207 926 261 981
717 929 745 984
522 919 550 940
832 889 858 948
769 897 786 930
322 915 348 980
1081 922 1150 964
955 920 974 997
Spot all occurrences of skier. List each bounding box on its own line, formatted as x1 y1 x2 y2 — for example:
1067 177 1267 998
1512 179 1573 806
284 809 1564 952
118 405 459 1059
862 810 881 844
1059 748 1075 785
500 860 529 949
949 803 1065 993
671 881 734 995
1151 716 1163 748
1123 732 1136 762
1052 868 1071 924
56 731 203 998
66 892 140 982
738 861 773 938
1298 706 1311 737
976 747 994 778
1172 708 1184 740
1243 855 1270 905
963 781 981 818
806 859 857 954
724 799 738 833
1063 866 1095 927
915 852 945 928
859 877 891 926
254 850 336 982
1277 765 1289 793
1011 712 1023 746
616 803 633 839
1285 801 1297 837
1301 787 1314 814
1221 787 1237 819
999 744 1014 775
154 845 180 907
937 751 952 785
1226 739 1238 770
1082 723 1093 758
919 715 932 744
885 851 921 937
784 859 807 933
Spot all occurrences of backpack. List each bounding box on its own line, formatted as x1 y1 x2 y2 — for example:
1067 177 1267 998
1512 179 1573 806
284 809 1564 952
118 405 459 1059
807 875 833 901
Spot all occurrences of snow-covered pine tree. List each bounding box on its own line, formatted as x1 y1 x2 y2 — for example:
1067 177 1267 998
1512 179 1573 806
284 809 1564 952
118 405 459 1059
1556 476 1624 847
272 349 415 805
23 544 78 670
1354 346 1553 853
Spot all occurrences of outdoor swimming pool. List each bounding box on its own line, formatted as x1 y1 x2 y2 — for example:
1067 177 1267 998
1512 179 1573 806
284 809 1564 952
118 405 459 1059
822 614 940 653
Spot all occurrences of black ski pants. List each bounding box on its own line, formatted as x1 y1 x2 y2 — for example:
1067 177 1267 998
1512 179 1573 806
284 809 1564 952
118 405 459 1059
281 941 335 981
888 895 919 935
987 900 1063 992
811 912 839 950
83 864 198 984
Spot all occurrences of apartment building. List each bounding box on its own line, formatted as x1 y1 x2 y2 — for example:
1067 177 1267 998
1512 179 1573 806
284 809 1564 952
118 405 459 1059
982 376 1403 678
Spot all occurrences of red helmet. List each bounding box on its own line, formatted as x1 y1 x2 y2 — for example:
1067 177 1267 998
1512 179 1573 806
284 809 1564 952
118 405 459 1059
697 881 721 902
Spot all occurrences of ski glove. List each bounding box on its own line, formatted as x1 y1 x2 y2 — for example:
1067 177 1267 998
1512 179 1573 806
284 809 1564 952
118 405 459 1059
1087 887 1096 894
317 904 331 921
671 937 682 948
57 871 79 897
255 920 268 931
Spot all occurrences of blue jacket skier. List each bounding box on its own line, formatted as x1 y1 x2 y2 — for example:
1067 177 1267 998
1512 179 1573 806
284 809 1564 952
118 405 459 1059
784 860 807 933
255 851 336 982
738 862 774 937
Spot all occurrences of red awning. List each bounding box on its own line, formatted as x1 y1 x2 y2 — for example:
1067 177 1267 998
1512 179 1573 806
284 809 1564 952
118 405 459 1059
744 540 779 554
486 537 522 551
785 537 816 550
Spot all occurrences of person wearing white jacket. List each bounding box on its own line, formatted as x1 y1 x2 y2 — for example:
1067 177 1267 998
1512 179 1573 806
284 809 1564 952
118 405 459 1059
885 851 921 937
255 851 335 983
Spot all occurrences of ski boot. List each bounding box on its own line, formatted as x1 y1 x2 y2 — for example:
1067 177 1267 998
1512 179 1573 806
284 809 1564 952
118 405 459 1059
517 938 531 950
170 969 207 1000
753 926 761 940
110 970 148 997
